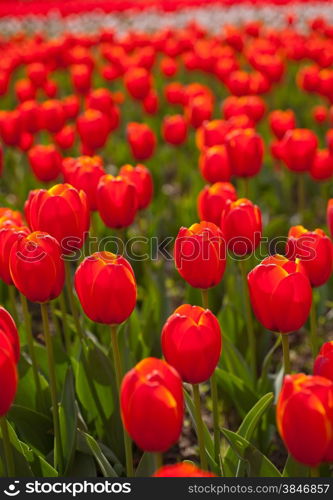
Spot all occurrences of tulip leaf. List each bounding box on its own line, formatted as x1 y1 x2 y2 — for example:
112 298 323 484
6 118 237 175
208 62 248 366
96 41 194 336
80 431 118 478
0 420 33 476
220 334 254 388
9 404 53 455
283 454 310 477
223 392 274 476
215 368 258 418
19 441 58 477
15 355 50 413
59 368 78 475
221 428 281 477
135 452 157 477
66 451 97 477
184 390 217 472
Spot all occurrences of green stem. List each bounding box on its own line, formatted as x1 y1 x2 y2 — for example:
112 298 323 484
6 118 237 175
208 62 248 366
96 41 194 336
239 259 256 378
281 334 291 375
297 174 305 220
0 417 15 477
90 212 99 254
64 261 83 340
192 384 208 470
241 177 249 198
201 289 209 309
8 286 18 324
20 293 42 399
155 452 163 471
110 325 134 478
58 292 71 352
40 302 64 472
309 300 318 358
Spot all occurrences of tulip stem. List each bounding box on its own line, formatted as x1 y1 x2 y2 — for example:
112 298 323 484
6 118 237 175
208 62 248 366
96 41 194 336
201 289 221 472
20 293 43 403
64 261 83 340
239 259 256 378
90 212 99 254
310 301 318 358
155 452 163 471
241 177 249 198
192 383 208 470
58 292 71 352
110 325 134 478
0 417 15 477
281 334 291 375
40 302 64 473
297 174 305 219
8 286 18 324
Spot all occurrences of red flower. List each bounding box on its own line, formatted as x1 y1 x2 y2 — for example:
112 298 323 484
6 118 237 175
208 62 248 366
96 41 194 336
119 164 153 210
154 463 216 477
269 110 296 140
281 129 318 172
248 255 312 333
225 128 264 177
120 358 183 452
0 307 20 363
198 182 237 226
199 145 231 183
124 67 151 100
28 145 62 183
162 115 188 146
97 175 138 228
310 149 333 181
77 109 110 154
162 304 222 384
127 122 156 161
0 222 30 285
75 252 137 324
314 342 333 382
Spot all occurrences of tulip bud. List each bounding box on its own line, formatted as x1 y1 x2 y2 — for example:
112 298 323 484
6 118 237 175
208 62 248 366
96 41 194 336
310 149 333 181
174 221 226 289
97 175 138 228
269 110 296 140
221 198 262 255
312 105 327 124
198 182 237 226
199 145 231 183
24 184 90 254
127 122 156 161
75 252 137 324
0 306 20 363
225 128 264 177
277 374 333 466
248 255 312 333
162 115 188 146
63 156 105 211
28 144 62 182
314 341 333 382
286 226 333 287
142 91 159 115
120 358 183 452
119 164 153 210
10 231 65 303
281 129 318 172
162 304 222 384
154 463 216 477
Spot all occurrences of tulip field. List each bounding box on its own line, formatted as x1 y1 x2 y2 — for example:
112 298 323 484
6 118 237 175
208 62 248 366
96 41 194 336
2 0 333 483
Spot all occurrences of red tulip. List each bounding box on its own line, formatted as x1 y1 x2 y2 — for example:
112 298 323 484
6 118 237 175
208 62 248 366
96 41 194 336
199 145 231 183
196 120 229 150
24 184 90 254
162 304 222 384
28 144 62 183
63 95 80 120
154 463 216 477
221 198 262 255
10 231 65 303
142 91 159 115
162 115 188 146
97 175 138 228
174 221 226 289
40 99 65 133
164 82 185 106
77 109 110 154
269 109 296 140
54 125 75 151
19 100 41 134
160 57 178 77
0 222 30 285
225 128 264 177
0 340 17 416
248 255 312 333
312 105 327 124
0 208 24 228
310 149 333 181
314 341 333 382
277 374 333 466
198 182 237 226
326 130 333 155
187 95 213 129
127 122 156 161
62 156 105 211
15 79 36 103
0 111 21 147
27 62 47 87
119 164 153 210
120 357 183 452
0 306 20 363
124 67 151 100
281 129 318 172
75 252 137 324
71 64 92 95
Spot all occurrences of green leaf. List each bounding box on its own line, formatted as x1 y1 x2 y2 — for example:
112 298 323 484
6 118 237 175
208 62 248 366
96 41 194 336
80 431 118 478
19 441 58 477
59 368 78 475
9 405 53 455
135 452 156 477
215 368 258 418
0 421 33 476
184 390 217 472
283 454 310 477
221 428 281 477
221 334 254 388
66 451 97 477
223 393 274 476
